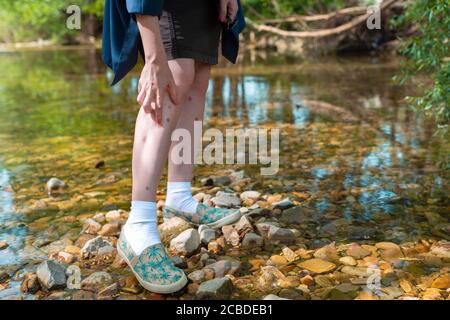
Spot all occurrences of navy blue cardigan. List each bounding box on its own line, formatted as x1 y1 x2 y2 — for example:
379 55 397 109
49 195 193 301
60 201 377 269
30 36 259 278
102 0 246 85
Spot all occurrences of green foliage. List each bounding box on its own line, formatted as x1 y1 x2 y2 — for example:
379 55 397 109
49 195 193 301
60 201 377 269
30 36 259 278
394 0 449 137
0 0 104 42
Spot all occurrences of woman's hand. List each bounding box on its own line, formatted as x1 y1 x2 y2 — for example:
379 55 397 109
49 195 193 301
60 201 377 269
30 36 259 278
137 57 178 124
135 14 178 125
219 0 238 24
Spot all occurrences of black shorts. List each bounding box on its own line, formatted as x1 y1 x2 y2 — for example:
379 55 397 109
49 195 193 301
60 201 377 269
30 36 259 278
159 0 222 64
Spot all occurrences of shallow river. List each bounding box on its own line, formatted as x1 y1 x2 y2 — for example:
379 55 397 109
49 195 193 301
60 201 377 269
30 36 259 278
0 48 448 299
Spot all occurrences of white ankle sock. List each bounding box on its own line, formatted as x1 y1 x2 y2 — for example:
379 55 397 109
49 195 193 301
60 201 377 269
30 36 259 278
165 182 198 214
123 201 160 255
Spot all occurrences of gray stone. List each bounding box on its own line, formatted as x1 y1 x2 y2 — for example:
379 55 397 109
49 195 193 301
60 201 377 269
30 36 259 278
199 227 216 245
280 206 307 224
272 198 294 210
188 270 205 283
170 228 200 256
80 236 112 259
211 191 241 207
203 259 241 278
241 233 263 249
268 225 296 243
196 277 234 300
255 222 279 238
36 260 67 290
81 272 113 292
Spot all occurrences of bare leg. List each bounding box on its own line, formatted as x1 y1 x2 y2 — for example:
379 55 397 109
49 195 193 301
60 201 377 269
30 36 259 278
168 61 211 182
132 59 196 202
124 59 195 256
164 62 211 214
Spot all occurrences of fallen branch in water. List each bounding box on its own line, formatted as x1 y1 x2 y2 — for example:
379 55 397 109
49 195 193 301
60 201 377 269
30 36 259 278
246 0 399 38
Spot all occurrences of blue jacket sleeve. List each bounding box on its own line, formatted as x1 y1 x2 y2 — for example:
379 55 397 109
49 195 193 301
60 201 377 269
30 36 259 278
126 0 164 16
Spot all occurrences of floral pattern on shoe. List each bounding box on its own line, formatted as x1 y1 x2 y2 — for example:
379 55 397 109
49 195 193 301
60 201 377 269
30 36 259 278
163 203 240 225
117 232 185 286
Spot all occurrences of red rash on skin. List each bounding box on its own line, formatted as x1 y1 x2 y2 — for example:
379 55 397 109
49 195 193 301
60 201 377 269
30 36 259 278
188 96 192 101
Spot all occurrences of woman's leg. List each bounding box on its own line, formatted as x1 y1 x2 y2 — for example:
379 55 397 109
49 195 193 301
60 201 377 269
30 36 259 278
124 58 195 255
165 62 211 213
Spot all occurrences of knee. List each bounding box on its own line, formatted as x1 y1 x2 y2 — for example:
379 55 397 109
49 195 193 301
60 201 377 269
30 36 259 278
170 62 196 99
190 77 210 98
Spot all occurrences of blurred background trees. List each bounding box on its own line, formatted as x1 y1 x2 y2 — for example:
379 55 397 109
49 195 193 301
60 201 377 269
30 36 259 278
0 0 447 135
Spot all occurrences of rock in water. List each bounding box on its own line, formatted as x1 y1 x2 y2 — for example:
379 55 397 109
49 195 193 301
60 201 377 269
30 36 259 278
268 225 296 243
170 228 200 256
81 272 113 292
45 177 67 196
20 273 41 293
241 233 263 249
0 241 8 250
196 277 234 299
431 275 450 289
280 206 306 224
297 258 336 274
272 198 293 210
346 244 371 259
36 260 67 290
282 247 298 262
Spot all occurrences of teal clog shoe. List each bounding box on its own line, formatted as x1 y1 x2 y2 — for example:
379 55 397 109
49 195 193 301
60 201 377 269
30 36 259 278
163 203 241 229
117 231 187 294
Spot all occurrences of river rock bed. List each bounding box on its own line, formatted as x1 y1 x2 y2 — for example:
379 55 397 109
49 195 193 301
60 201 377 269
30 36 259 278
0 175 449 300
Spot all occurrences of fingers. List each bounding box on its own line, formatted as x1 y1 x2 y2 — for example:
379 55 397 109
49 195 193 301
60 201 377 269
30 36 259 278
137 84 146 106
219 0 227 22
142 85 155 114
228 1 238 21
155 90 164 125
